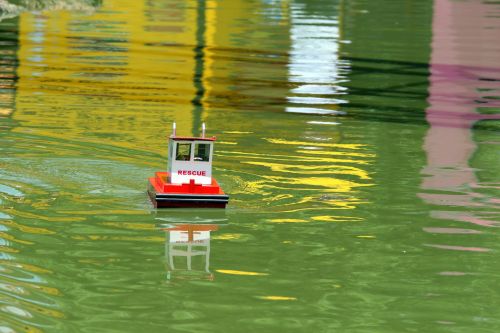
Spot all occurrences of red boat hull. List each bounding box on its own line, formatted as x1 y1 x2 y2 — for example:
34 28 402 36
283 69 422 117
148 172 228 208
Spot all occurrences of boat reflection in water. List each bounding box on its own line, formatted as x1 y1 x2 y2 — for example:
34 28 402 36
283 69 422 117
156 211 227 281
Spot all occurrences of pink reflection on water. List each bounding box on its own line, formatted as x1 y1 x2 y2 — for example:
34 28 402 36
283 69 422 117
423 227 482 234
424 244 491 252
418 193 483 207
431 211 500 228
420 0 500 229
438 271 474 276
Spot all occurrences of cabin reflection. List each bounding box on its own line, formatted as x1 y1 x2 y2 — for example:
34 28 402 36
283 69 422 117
161 223 219 281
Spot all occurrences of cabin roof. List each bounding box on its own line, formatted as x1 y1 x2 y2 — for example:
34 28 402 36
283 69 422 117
169 136 216 142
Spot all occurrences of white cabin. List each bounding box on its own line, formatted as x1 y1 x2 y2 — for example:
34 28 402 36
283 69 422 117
167 123 215 185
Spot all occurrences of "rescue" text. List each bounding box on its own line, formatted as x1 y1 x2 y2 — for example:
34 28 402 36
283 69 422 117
177 170 207 176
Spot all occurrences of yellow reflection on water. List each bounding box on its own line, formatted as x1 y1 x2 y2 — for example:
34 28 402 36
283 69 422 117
227 134 375 218
212 233 244 240
216 269 268 276
257 296 297 301
11 0 291 151
270 216 364 223
100 222 156 230
0 220 55 235
269 219 308 223
269 218 308 223
0 262 60 296
0 246 19 253
14 0 198 152
311 215 356 222
71 235 163 242
0 107 12 116
0 299 65 319
296 149 375 158
265 138 367 150
0 261 53 275
290 176 371 192
243 161 371 180
60 210 146 216
0 232 33 245
223 131 254 134
217 141 238 145
5 209 85 223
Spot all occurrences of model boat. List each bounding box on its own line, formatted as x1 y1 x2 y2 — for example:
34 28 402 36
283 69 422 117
148 123 229 208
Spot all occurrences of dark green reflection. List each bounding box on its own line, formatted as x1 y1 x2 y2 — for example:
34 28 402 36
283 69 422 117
0 16 18 117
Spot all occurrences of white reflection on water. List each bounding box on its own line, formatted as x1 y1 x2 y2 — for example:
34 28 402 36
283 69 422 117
286 2 349 115
162 224 218 281
0 0 100 21
157 211 227 281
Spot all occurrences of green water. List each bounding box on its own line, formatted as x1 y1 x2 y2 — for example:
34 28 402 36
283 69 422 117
1 0 500 332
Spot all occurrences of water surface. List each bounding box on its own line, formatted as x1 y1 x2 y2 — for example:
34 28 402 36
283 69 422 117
0 0 499 332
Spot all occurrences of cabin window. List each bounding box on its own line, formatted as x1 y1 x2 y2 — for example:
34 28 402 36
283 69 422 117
194 143 210 162
176 143 192 161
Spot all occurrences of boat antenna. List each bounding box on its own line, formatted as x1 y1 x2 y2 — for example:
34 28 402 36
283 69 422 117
202 123 206 138
172 122 176 137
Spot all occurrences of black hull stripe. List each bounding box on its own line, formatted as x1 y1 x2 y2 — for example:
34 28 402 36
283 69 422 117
151 192 228 200
148 190 228 204
156 199 227 204
156 195 228 200
155 198 229 203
